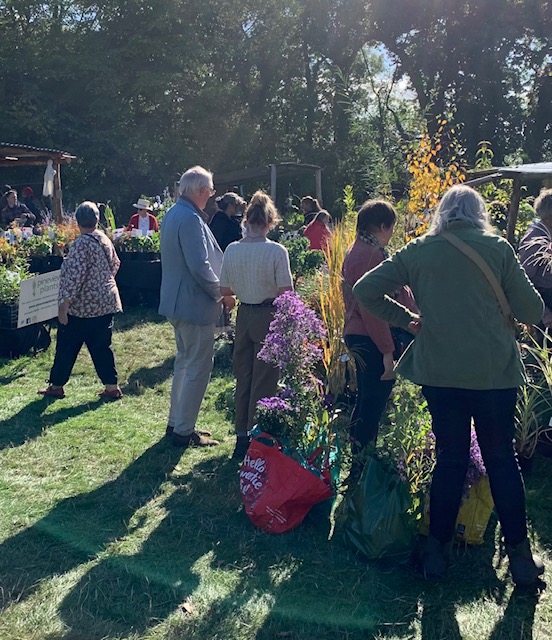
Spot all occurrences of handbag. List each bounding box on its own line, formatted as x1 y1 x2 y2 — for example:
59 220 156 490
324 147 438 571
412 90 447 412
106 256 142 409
440 231 515 330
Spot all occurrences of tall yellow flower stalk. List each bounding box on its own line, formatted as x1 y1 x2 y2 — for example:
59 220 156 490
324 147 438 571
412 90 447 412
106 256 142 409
318 188 357 397
406 117 466 240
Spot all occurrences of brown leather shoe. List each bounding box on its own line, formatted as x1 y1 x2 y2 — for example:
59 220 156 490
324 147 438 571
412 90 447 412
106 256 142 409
38 385 65 398
98 387 123 400
172 430 219 447
166 425 212 437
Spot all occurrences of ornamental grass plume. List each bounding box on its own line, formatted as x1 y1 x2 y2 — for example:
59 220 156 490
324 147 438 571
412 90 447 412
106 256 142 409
317 217 356 397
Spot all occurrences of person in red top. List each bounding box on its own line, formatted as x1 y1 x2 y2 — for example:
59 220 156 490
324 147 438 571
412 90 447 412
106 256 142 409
342 200 416 464
304 210 333 251
127 198 159 234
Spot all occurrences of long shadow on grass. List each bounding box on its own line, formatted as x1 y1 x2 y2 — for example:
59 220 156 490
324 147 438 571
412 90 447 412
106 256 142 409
57 455 239 638
123 357 174 395
114 307 166 333
58 473 517 640
0 438 181 617
0 398 104 451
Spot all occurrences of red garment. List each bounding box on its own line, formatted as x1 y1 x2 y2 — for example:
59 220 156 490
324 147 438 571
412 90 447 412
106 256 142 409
127 212 159 232
342 239 413 354
304 219 332 251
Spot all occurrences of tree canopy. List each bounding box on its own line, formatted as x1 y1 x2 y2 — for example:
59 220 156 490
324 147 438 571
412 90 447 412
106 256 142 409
0 0 550 214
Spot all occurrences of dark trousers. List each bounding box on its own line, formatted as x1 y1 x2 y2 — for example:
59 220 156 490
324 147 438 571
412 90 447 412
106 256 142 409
345 334 394 448
49 314 118 386
233 305 280 433
423 386 527 546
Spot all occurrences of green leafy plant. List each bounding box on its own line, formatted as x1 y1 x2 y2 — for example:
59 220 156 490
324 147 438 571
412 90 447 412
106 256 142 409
20 235 53 258
379 380 435 520
516 333 552 459
279 236 324 281
104 205 116 231
0 261 30 304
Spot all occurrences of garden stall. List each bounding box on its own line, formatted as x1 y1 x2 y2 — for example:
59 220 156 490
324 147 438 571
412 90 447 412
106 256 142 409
0 142 77 223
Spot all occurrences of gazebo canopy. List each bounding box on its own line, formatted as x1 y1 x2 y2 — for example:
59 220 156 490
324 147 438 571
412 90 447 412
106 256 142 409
464 162 552 243
0 142 76 167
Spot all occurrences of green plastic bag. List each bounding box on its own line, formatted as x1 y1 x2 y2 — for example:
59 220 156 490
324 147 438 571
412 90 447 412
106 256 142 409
344 455 414 564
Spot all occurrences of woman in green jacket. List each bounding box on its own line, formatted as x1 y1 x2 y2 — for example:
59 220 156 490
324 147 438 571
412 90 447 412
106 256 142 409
353 185 545 586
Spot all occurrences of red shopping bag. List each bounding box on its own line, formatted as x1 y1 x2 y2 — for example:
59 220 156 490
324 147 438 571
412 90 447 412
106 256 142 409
240 432 333 534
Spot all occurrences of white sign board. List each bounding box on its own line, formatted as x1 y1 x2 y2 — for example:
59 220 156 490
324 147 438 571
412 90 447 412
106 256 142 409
17 270 61 328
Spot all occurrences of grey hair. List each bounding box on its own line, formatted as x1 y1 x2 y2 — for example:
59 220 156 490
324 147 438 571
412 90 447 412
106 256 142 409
75 201 99 228
535 189 552 221
179 165 213 197
428 185 493 235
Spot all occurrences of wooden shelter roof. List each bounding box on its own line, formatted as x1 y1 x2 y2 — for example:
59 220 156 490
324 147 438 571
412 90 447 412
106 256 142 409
0 142 76 168
215 162 321 187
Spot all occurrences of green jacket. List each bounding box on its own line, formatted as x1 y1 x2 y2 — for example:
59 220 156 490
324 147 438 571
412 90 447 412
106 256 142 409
353 222 544 390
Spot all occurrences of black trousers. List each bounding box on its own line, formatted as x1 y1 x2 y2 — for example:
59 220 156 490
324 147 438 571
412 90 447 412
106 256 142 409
345 334 394 448
49 314 118 386
423 386 527 546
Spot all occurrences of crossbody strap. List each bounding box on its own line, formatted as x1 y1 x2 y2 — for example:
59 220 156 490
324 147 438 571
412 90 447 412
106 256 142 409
84 232 113 269
440 230 515 330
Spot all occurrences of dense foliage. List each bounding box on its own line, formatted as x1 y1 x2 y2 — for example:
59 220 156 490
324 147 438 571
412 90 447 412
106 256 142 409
0 1 549 214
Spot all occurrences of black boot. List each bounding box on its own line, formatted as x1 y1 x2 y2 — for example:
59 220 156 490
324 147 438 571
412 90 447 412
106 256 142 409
232 435 250 460
417 535 452 579
505 539 545 586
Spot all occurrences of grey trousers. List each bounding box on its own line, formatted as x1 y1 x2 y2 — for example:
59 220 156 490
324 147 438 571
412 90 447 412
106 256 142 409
168 319 215 436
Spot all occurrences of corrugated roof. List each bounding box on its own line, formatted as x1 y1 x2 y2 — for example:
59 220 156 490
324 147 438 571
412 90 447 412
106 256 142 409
0 142 76 166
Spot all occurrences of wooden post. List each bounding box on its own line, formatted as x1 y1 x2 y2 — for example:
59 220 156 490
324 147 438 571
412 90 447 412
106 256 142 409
270 164 277 201
506 176 522 245
315 168 322 205
53 162 63 223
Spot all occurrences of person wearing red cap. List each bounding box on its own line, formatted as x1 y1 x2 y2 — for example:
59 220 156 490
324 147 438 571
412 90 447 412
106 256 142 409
21 186 44 224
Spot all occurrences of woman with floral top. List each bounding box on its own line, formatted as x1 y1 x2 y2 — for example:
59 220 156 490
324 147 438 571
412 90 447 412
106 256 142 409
342 200 416 458
38 201 123 399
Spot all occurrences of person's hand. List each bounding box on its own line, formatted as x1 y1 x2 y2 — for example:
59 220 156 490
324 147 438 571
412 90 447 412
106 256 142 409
407 315 422 335
223 295 235 312
58 302 69 325
543 307 552 329
380 352 395 381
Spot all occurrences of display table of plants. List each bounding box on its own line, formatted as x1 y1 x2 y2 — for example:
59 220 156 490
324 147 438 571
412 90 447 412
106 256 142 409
113 233 161 306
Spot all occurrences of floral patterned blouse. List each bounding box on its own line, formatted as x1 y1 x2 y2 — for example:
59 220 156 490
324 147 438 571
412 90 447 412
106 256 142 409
59 230 122 318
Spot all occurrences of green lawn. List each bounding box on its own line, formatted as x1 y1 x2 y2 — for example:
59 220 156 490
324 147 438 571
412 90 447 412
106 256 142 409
0 308 551 640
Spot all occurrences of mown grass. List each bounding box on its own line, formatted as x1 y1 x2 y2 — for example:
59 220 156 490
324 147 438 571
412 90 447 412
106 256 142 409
0 307 551 640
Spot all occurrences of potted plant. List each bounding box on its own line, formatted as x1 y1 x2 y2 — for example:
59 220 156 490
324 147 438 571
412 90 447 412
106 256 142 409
19 235 56 273
0 260 30 329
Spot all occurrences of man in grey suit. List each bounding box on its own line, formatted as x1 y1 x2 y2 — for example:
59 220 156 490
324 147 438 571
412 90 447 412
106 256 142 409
159 165 231 447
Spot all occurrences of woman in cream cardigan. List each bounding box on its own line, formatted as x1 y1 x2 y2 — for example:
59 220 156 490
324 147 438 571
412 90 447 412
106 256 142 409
220 192 293 459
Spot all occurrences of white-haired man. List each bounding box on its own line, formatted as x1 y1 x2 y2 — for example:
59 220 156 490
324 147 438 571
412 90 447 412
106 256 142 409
159 166 231 447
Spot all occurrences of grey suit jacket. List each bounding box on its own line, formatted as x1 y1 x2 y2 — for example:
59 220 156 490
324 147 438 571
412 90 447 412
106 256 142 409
159 197 223 324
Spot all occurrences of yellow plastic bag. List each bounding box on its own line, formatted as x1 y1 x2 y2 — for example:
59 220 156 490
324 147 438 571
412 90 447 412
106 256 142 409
455 476 494 545
419 476 494 545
